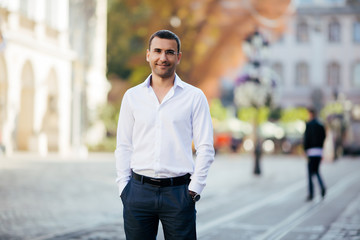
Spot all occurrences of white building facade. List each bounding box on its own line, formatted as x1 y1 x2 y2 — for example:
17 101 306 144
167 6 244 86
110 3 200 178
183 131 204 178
268 0 360 110
0 0 108 156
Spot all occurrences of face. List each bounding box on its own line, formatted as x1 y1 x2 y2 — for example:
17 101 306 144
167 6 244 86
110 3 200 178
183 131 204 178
146 37 182 80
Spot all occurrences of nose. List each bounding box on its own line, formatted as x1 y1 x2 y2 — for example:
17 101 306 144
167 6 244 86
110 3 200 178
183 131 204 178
159 51 167 61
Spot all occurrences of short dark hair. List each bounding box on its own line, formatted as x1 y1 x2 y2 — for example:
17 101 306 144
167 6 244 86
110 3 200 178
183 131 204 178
148 30 181 53
308 107 317 117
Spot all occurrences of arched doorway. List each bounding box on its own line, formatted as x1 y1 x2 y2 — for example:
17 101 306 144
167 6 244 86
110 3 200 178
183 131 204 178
0 55 7 152
17 61 35 150
42 69 59 151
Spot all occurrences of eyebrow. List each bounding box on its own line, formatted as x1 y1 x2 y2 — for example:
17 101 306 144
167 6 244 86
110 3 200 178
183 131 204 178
153 47 176 51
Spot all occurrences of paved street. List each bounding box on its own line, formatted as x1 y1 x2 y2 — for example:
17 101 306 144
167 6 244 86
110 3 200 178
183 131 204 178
0 153 359 240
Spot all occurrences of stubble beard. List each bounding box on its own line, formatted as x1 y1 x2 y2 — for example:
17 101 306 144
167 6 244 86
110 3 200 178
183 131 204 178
152 62 176 79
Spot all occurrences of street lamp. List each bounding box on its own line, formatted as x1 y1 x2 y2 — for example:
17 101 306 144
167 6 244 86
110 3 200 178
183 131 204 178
234 29 276 175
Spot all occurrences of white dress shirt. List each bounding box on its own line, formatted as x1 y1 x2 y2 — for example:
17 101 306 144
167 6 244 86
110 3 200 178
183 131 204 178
115 74 215 196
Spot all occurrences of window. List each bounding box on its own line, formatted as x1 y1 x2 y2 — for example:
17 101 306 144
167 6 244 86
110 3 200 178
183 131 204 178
329 19 341 43
272 63 284 85
327 62 341 87
296 21 309 43
354 20 360 43
296 62 309 86
353 62 360 87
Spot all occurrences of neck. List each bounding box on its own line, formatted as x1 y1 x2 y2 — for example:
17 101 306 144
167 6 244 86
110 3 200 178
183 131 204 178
151 74 175 88
150 74 176 104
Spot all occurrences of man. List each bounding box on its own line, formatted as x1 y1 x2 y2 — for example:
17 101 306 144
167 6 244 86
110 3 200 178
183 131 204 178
303 108 327 201
115 30 215 240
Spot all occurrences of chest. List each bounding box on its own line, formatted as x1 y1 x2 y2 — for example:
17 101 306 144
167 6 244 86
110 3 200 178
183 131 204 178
152 86 171 104
131 92 193 128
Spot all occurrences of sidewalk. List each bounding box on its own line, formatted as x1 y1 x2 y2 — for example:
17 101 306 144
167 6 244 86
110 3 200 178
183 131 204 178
0 153 359 240
320 191 360 240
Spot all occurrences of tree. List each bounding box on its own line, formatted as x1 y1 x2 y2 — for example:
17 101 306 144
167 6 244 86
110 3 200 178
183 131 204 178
107 0 292 98
102 0 292 151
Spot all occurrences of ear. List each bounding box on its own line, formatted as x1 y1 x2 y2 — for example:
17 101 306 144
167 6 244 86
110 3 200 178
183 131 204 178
176 52 182 64
146 49 150 62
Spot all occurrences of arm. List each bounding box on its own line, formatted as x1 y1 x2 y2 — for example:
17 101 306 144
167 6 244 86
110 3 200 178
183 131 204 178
114 92 134 196
320 124 326 146
303 122 309 151
189 91 215 195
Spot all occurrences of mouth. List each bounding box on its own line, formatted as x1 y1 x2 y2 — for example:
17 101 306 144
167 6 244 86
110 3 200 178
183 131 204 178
156 60 170 66
156 64 170 69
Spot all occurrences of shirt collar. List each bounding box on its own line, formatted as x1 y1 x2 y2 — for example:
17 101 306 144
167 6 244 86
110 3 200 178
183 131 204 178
142 73 184 89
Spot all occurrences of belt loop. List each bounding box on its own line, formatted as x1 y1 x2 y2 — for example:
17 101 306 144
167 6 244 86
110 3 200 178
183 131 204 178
141 175 144 184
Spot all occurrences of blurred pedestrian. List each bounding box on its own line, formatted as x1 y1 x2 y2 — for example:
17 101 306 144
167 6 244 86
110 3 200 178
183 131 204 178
303 108 327 201
115 30 215 240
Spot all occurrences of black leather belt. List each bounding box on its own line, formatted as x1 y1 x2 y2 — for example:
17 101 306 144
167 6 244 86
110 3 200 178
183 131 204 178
132 171 190 187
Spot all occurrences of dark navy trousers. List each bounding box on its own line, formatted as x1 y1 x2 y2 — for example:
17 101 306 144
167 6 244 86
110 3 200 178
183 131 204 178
120 178 197 240
307 156 326 197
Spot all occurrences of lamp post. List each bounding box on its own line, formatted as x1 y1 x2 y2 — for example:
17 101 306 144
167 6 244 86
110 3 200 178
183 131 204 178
234 29 276 175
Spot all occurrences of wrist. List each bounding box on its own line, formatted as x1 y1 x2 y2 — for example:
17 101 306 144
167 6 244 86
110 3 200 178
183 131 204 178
189 190 201 202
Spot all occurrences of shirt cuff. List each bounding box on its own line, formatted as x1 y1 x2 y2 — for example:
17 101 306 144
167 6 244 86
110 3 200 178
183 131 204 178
118 181 129 196
188 181 205 195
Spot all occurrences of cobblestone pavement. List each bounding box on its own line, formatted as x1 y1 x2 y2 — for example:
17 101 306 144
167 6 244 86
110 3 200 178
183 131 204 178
0 153 124 240
320 192 360 240
0 153 359 240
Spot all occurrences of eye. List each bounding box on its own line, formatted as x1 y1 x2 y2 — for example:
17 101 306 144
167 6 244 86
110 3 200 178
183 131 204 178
165 50 176 56
153 49 162 53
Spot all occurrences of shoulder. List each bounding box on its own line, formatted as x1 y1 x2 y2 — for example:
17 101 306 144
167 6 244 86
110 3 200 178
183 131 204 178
124 83 145 97
308 119 320 126
181 84 210 112
181 81 206 98
315 119 325 127
120 84 146 108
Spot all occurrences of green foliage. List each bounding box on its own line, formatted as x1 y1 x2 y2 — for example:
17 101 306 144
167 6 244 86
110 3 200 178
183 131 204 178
280 107 309 123
106 0 234 87
210 99 228 121
99 103 120 137
88 103 120 152
237 107 269 124
129 65 150 86
107 0 151 80
320 102 344 120
88 136 117 152
268 107 282 121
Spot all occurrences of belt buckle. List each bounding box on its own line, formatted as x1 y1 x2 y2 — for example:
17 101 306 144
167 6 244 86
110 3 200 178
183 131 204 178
149 178 162 187
149 178 161 183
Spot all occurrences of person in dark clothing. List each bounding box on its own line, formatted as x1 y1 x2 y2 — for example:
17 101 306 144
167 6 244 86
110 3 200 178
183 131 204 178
303 108 327 201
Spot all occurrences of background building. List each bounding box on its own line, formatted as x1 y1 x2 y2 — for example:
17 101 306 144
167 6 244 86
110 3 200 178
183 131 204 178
268 0 360 110
266 0 360 156
0 0 108 157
